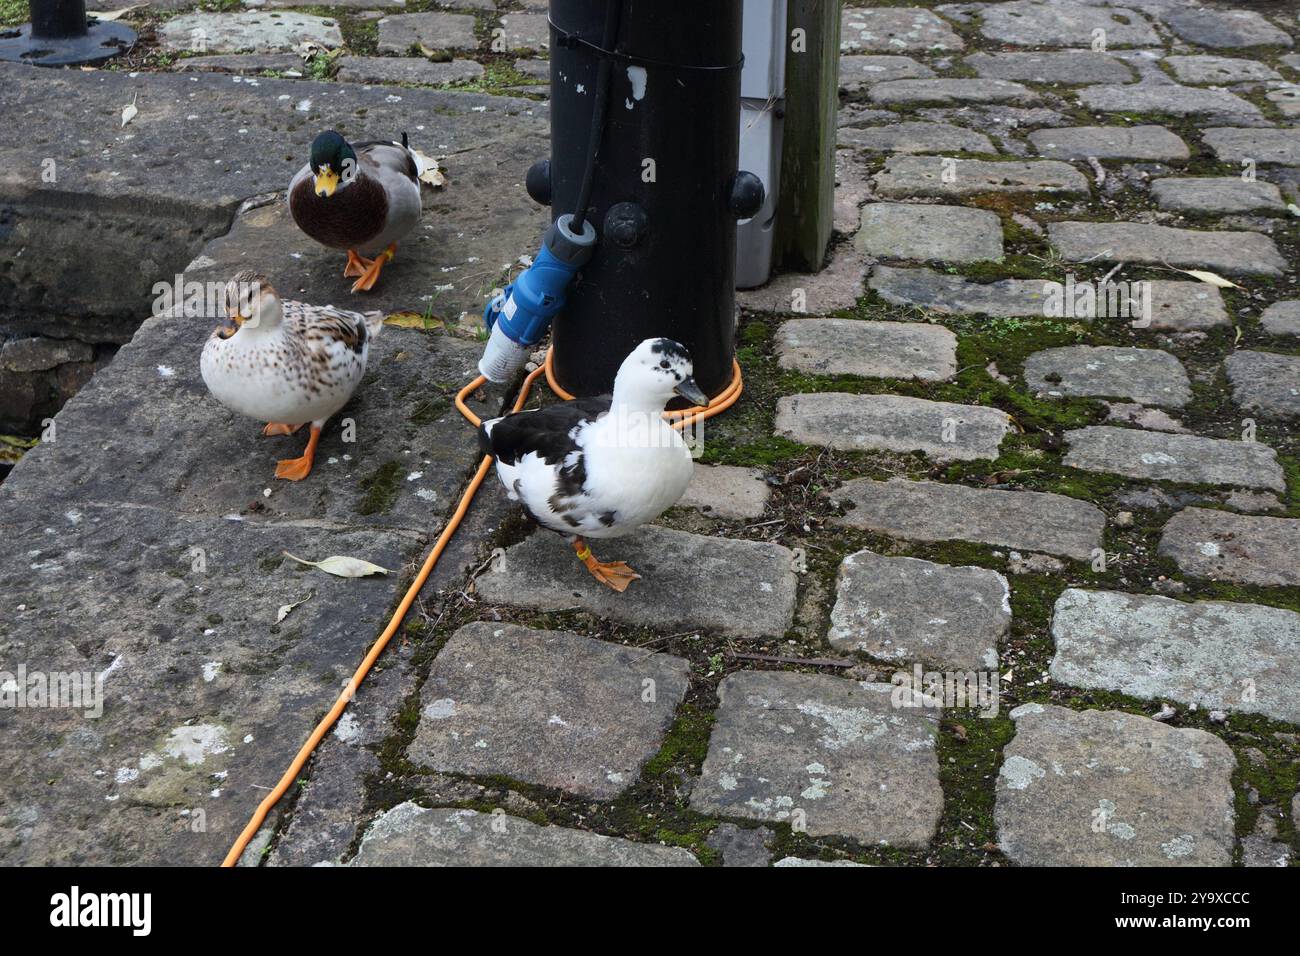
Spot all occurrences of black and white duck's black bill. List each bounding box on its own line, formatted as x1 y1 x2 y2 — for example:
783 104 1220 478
674 376 709 407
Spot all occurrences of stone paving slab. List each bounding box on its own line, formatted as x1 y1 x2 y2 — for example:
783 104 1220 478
689 672 943 846
1203 127 1300 165
1047 221 1287 276
1225 350 1300 418
474 525 797 639
773 856 869 867
159 12 343 54
170 54 306 76
975 1 1161 48
838 122 994 154
869 266 1049 317
869 79 1038 106
776 393 1011 462
735 245 868 315
1023 345 1192 407
408 623 689 799
875 157 1090 199
1050 589 1300 724
1159 8 1294 49
677 465 770 520
335 56 485 86
828 549 1007 670
1261 301 1300 337
348 803 698 866
1077 81 1263 118
1163 55 1282 84
1159 507 1300 588
1151 176 1286 214
497 13 549 51
1063 426 1285 491
1029 125 1190 162
830 478 1106 561
964 51 1135 84
839 55 935 91
856 203 1004 264
776 318 958 382
840 7 964 53
996 703 1236 867
377 12 480 54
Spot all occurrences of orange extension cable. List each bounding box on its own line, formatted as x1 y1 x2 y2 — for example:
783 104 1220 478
221 348 742 867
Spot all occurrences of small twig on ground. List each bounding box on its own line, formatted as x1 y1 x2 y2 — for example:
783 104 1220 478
727 651 854 668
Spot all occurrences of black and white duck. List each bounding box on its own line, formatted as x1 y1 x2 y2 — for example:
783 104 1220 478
477 338 709 592
288 130 423 293
200 271 383 481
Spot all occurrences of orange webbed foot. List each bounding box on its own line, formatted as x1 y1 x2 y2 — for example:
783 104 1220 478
344 249 372 279
262 422 304 437
572 538 641 592
274 424 321 481
350 243 396 293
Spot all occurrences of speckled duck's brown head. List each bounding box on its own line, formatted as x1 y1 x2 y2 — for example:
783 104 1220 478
217 271 281 339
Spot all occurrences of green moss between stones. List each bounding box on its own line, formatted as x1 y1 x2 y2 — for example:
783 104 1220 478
357 460 403 515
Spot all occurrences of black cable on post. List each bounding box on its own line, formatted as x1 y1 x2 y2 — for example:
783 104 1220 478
568 0 623 233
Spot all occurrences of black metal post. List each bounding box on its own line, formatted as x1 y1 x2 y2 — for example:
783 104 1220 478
532 0 761 400
0 0 136 67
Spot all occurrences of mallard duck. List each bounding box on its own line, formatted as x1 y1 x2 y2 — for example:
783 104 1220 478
288 130 423 293
478 338 709 591
200 271 383 481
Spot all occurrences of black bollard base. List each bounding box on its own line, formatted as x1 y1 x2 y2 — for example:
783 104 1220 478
0 19 136 67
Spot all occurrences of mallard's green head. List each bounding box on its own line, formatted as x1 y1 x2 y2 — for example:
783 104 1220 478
309 131 357 198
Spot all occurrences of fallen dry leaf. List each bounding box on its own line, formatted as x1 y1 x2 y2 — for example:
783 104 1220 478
282 552 389 578
276 595 311 623
120 93 138 128
1172 268 1244 291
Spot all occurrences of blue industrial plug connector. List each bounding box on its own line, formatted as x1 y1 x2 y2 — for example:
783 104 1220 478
479 213 597 383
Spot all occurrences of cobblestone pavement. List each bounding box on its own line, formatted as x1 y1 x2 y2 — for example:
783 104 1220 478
1 0 1298 867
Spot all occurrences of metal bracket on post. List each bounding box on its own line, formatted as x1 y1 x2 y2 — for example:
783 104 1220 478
0 0 136 67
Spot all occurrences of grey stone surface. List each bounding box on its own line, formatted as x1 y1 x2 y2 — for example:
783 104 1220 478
870 266 1050 317
839 55 935 91
1159 8 1294 49
1047 221 1287 276
677 465 770 520
1163 55 1282 84
170 54 307 75
1260 301 1300 337
1265 84 1300 119
977 1 1160 47
1029 125 1189 162
514 58 550 80
1051 589 1300 724
773 856 869 867
1203 127 1300 165
160 12 342 54
840 7 964 53
474 525 797 639
736 245 868 315
0 64 544 336
1023 346 1192 407
828 549 1008 670
1159 508 1300 588
0 337 93 372
1242 813 1291 868
1077 81 1263 118
869 79 1038 106
690 672 943 846
776 393 1011 462
1140 281 1232 331
706 823 773 867
996 703 1236 867
775 318 958 382
1106 402 1188 433
1063 426 1285 491
349 803 698 866
830 478 1106 560
336 56 485 86
408 623 688 799
377 13 480 54
497 13 549 51
838 122 994 154
875 157 1090 199
1151 176 1286 214
965 51 1134 84
856 203 1004 264
1225 350 1300 418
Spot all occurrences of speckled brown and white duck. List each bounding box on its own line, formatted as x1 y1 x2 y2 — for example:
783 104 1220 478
288 130 423 293
200 271 382 481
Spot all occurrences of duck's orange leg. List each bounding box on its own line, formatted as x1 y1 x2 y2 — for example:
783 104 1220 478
571 537 640 592
350 243 397 293
262 422 304 437
344 249 372 279
274 424 322 481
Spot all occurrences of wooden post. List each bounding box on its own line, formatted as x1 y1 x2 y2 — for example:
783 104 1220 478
774 0 840 273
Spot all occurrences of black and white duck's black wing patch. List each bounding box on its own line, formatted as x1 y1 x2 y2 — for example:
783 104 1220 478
478 396 612 466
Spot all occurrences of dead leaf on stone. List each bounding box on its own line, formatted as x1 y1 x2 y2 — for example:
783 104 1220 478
282 552 389 578
276 594 312 623
1172 268 1244 291
408 147 447 188
92 4 144 21
384 310 444 331
120 93 138 128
